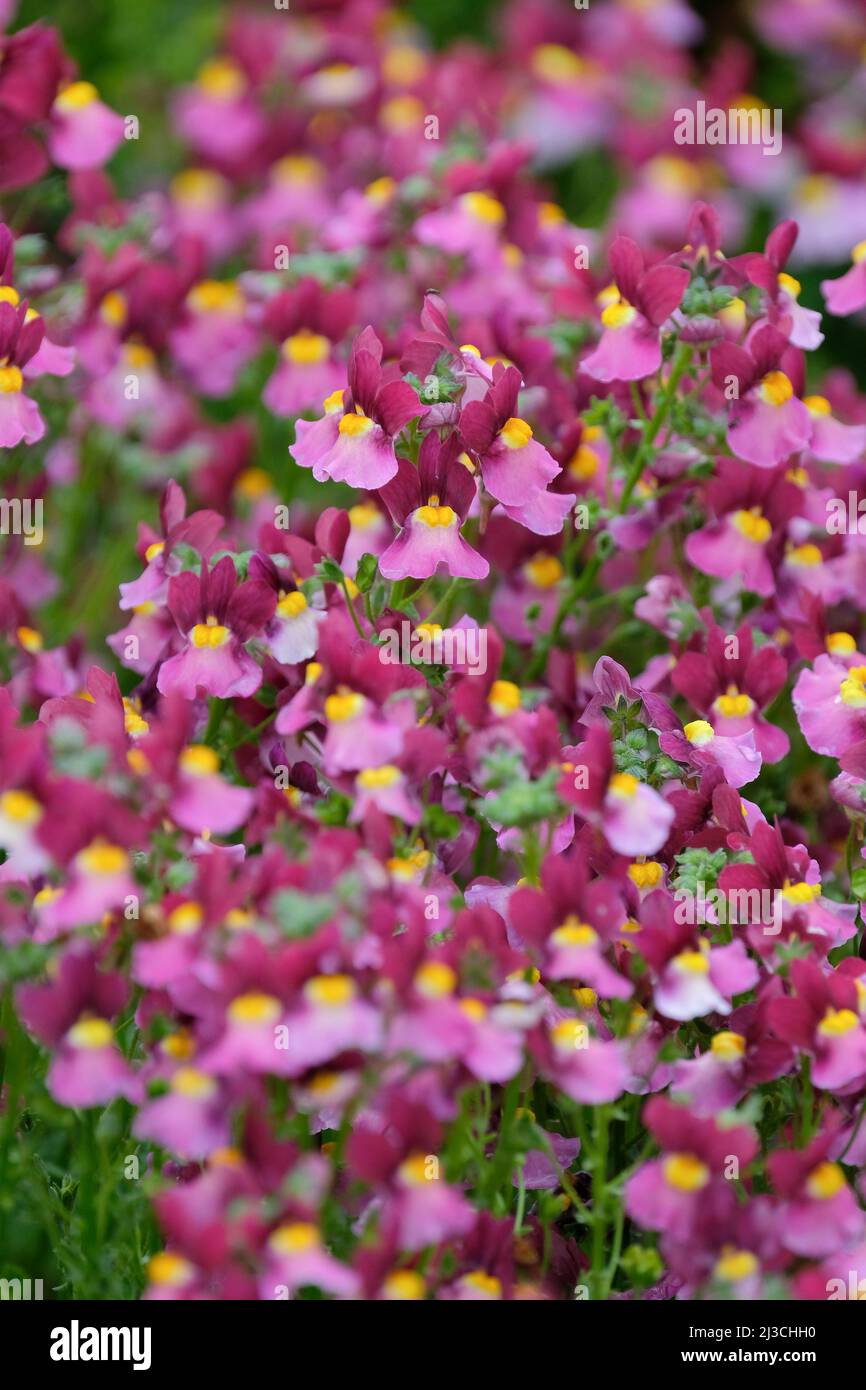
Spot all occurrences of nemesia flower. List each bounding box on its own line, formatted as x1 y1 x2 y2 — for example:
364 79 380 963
377 433 488 581
291 326 423 490
580 235 689 383
157 556 276 700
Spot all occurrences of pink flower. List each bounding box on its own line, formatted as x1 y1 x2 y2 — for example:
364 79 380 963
460 364 571 534
821 240 866 317
580 235 688 383
291 326 423 490
377 433 488 581
48 80 124 170
710 325 811 468
157 555 276 700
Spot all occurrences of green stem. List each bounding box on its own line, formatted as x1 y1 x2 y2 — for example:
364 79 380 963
425 577 463 626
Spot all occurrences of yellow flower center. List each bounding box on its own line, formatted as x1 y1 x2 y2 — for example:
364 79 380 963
600 300 637 329
0 365 23 394
461 1270 502 1298
0 789 41 824
781 878 821 904
786 543 823 567
356 764 401 789
147 1252 194 1287
758 371 794 407
806 1162 846 1200
197 59 245 100
664 1153 710 1192
525 554 563 588
382 1270 426 1300
277 590 308 619
711 1031 746 1060
171 1067 217 1099
68 1016 114 1050
551 1018 585 1052
324 688 365 723
803 394 831 417
269 1222 320 1255
818 1008 859 1038
715 1247 758 1282
684 719 715 746
338 410 375 438
188 280 244 315
777 272 801 299
552 916 599 948
17 626 42 652
381 95 425 131
228 992 281 1025
531 43 584 83
364 176 396 205
731 506 772 544
713 686 755 719
179 744 220 777
283 330 330 366
415 503 457 528
167 902 204 935
305 661 323 685
826 631 856 656
499 417 533 450
77 840 128 876
382 44 428 86
488 679 521 716
304 974 356 1008
852 240 866 265
569 443 600 480
274 155 323 185
171 168 226 204
628 860 663 889
840 666 866 708
673 949 710 976
609 773 639 799
56 81 99 112
348 503 379 529
461 191 506 225
414 961 457 999
190 619 231 649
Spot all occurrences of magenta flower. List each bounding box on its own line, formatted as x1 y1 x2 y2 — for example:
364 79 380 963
557 726 675 857
509 849 632 1000
767 958 866 1094
685 460 802 598
672 619 790 762
730 218 824 350
710 324 811 468
580 235 689 383
169 280 257 397
637 890 758 1022
672 988 794 1115
625 1097 758 1242
119 478 223 611
157 555 276 700
821 240 866 317
377 433 488 581
460 364 571 534
0 295 45 446
768 1127 864 1258
261 279 354 418
17 946 141 1108
48 80 124 170
291 326 424 490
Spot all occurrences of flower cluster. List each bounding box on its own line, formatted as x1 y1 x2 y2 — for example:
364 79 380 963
4 0 866 1304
